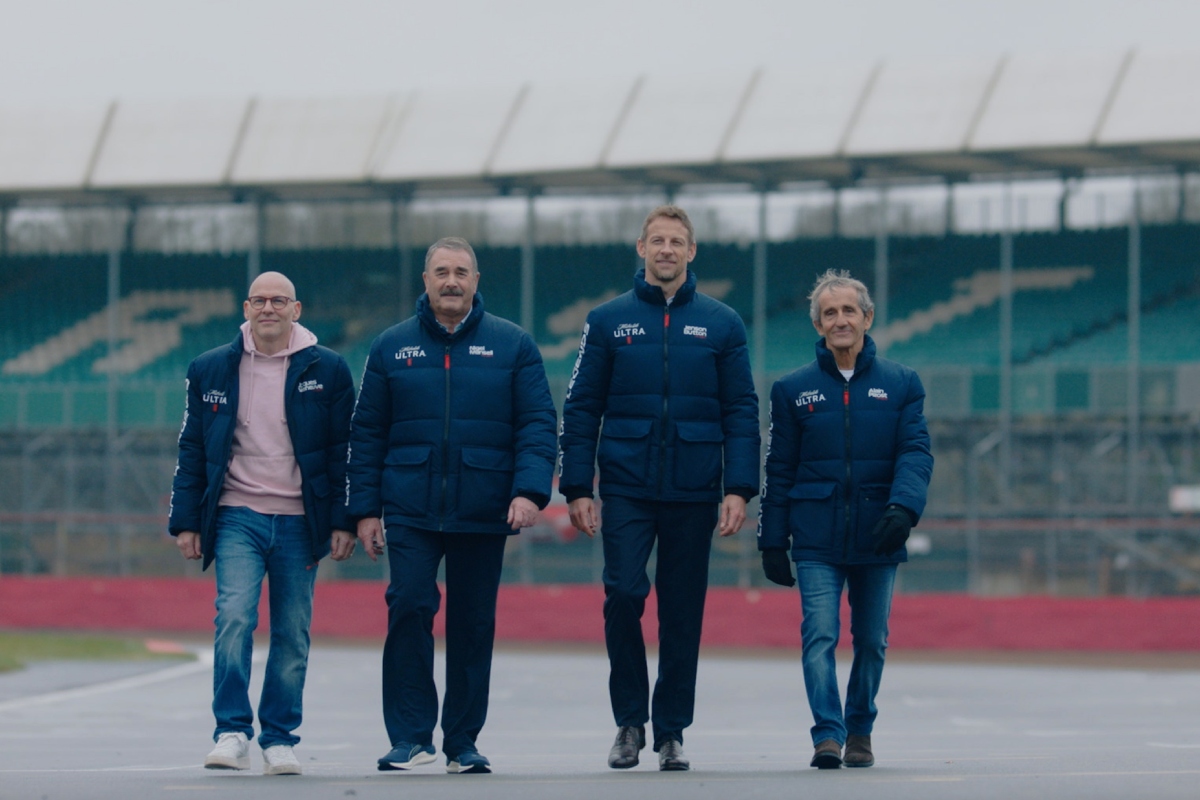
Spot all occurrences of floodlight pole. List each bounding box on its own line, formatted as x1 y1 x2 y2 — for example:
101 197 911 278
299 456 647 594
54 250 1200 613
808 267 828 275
1127 180 1142 510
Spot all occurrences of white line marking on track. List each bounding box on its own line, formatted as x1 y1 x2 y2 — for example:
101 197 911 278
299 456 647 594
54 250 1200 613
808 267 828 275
0 660 209 713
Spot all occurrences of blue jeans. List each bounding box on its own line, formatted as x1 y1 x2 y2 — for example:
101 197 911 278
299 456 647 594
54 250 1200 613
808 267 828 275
381 525 507 760
212 506 317 748
600 496 718 749
795 561 896 746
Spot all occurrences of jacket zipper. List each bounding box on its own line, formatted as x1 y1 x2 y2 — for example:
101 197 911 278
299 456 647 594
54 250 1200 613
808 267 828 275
842 378 852 559
440 346 451 531
658 306 670 497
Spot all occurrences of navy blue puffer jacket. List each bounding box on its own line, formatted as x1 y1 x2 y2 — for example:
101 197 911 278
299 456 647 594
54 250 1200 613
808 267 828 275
345 293 557 535
558 269 760 504
758 334 933 565
168 334 355 570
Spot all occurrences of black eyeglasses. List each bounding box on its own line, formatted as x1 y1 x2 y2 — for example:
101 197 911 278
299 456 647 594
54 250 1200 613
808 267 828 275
247 296 294 310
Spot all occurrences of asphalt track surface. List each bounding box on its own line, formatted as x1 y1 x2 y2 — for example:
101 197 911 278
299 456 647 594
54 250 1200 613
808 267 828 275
1 643 1199 800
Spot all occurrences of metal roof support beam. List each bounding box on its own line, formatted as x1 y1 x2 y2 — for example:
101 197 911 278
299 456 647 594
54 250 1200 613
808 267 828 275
392 192 415 318
874 186 889 355
521 190 538 335
1127 179 1141 510
246 196 263 290
998 182 1014 509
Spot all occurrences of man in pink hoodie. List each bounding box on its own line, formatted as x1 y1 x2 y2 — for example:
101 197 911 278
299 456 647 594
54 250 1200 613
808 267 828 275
169 271 355 776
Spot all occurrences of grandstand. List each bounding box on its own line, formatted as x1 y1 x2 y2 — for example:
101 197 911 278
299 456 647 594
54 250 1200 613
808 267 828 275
3 49 1200 594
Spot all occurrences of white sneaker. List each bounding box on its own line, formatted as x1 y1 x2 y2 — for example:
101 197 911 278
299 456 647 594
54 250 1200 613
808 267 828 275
262 744 302 776
204 732 250 770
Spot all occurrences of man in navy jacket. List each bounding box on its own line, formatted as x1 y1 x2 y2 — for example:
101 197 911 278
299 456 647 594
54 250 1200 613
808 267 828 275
559 206 760 771
169 271 355 775
758 269 933 770
346 237 556 775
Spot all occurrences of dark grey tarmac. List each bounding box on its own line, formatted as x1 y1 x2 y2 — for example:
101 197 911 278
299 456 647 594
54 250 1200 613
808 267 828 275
1 643 1199 800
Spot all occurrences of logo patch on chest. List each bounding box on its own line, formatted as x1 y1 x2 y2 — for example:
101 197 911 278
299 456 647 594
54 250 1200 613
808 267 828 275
613 323 646 344
796 389 826 412
868 387 889 401
202 389 227 412
395 346 426 366
298 380 323 393
682 325 707 338
468 345 494 357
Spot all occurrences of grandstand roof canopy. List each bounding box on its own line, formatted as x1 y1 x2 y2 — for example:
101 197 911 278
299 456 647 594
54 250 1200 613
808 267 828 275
4 48 1200 204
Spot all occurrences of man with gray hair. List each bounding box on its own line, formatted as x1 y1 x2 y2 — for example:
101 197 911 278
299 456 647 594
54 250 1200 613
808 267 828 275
758 269 932 769
345 237 557 774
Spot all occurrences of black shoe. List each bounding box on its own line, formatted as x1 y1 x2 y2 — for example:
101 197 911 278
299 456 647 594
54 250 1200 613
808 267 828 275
607 725 645 769
657 739 690 771
810 738 843 769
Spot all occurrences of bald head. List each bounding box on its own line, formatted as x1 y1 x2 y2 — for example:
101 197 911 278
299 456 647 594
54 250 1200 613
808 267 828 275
244 271 301 355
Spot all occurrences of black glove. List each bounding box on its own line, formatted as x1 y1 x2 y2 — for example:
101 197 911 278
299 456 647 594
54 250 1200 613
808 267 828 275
761 548 796 587
871 505 915 556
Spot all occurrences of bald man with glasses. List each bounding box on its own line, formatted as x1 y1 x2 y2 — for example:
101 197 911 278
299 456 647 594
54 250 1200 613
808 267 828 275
169 270 356 776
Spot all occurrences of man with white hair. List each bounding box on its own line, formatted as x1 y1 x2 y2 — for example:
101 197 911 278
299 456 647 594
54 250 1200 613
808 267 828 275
758 269 933 770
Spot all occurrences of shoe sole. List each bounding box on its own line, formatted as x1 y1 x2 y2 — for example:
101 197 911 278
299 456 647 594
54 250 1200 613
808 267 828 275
659 761 690 771
204 758 250 770
446 761 491 774
263 764 302 776
378 750 437 771
811 753 843 769
844 758 874 768
608 758 639 769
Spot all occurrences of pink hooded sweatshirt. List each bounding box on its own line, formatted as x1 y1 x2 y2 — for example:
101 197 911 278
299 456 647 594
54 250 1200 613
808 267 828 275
218 321 319 515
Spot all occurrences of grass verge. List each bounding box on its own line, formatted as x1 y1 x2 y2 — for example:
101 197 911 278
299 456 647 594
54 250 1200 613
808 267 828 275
0 630 194 673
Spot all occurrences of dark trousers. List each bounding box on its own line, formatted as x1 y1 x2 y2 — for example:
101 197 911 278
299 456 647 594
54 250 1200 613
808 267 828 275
600 495 718 749
381 525 507 759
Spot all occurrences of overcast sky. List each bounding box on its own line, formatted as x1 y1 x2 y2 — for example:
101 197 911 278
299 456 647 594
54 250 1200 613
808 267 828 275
2 0 1199 104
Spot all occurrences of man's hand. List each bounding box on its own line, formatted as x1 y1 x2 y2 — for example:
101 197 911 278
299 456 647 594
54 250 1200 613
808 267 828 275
717 494 747 537
507 496 540 531
329 529 357 561
356 517 385 562
761 548 796 587
871 505 915 556
568 497 599 538
176 531 202 560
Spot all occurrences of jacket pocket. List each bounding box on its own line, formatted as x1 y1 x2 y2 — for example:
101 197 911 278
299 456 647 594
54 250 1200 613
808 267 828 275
787 481 839 549
383 445 433 519
855 483 891 552
458 446 514 523
673 420 724 491
597 417 653 487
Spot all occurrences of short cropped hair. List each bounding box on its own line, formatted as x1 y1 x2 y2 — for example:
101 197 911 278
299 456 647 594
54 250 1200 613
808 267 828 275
808 269 874 322
424 237 478 272
639 205 695 245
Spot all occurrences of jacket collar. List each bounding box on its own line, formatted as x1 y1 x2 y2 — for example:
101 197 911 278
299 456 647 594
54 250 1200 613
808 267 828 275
417 291 486 341
815 333 876 379
633 268 696 307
